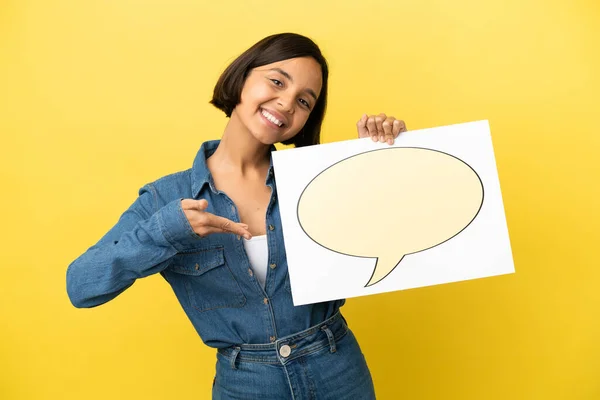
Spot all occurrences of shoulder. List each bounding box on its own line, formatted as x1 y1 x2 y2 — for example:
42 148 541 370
139 169 193 210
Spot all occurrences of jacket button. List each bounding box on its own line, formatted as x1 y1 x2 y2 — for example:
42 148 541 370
269 225 275 231
270 336 276 342
279 345 291 358
263 298 269 305
270 263 277 269
248 268 253 276
194 263 200 270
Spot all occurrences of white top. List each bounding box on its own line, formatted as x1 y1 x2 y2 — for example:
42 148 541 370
242 235 268 289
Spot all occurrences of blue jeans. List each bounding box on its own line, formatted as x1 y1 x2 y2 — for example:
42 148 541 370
213 312 376 399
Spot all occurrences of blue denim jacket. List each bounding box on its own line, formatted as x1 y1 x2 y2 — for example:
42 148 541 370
66 140 344 348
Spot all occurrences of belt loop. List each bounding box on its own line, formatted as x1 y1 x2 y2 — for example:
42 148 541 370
321 325 336 353
230 346 241 369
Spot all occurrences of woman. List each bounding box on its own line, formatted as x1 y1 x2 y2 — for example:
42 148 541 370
67 32 407 399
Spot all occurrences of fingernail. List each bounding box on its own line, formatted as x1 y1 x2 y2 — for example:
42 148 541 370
244 234 251 240
388 139 393 145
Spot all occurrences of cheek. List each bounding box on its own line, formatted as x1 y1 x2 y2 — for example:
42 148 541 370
285 114 311 138
241 83 273 107
293 113 310 129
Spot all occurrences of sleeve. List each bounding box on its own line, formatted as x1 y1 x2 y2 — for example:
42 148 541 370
66 183 203 308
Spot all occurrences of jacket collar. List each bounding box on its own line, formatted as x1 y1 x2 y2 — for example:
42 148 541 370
191 140 277 198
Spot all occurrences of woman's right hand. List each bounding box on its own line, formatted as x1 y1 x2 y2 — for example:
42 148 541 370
181 199 252 240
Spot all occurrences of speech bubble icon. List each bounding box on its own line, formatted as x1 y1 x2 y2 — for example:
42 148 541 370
297 147 484 287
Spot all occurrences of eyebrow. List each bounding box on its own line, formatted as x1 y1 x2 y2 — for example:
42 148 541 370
270 68 318 101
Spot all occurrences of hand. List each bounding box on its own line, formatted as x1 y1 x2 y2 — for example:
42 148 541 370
357 113 407 145
181 199 252 240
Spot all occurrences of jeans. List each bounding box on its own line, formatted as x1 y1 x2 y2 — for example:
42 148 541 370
213 312 376 399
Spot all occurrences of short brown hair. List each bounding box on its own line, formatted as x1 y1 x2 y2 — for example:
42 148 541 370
210 33 329 147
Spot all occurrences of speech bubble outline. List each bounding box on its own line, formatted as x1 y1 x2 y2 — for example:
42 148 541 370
297 147 484 287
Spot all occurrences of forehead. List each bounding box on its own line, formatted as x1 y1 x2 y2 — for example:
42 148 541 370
256 57 323 95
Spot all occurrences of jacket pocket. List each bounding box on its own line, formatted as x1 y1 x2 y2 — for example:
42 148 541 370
169 247 246 312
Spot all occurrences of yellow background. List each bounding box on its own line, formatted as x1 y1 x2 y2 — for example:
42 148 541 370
1 0 599 399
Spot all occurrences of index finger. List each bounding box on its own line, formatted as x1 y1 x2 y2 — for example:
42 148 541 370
205 213 252 238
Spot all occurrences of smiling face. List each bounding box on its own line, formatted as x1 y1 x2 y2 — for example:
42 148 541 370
231 57 323 145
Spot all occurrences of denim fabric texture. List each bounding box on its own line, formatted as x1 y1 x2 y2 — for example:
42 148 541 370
213 312 375 399
66 140 374 398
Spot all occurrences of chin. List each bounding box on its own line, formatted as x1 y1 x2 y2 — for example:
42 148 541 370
252 127 295 146
251 131 280 146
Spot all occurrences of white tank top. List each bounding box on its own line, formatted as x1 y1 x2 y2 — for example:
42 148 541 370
242 235 268 289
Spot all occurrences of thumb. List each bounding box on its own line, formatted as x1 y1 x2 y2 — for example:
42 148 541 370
195 199 209 211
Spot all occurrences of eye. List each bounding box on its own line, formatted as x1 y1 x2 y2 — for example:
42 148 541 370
298 98 311 109
270 79 283 87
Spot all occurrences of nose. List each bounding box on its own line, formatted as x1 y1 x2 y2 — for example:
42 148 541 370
277 92 295 114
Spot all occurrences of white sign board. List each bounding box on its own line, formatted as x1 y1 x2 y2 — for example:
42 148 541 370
272 120 515 306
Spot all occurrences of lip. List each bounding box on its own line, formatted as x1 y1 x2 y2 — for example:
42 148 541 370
260 108 288 127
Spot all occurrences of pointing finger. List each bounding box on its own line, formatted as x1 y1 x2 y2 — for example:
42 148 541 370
206 213 251 239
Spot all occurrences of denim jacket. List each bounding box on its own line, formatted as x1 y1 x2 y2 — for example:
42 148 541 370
66 140 344 348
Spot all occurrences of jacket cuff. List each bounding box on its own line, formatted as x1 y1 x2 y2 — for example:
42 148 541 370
158 198 203 251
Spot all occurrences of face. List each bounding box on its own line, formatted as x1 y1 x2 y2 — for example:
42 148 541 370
232 57 323 145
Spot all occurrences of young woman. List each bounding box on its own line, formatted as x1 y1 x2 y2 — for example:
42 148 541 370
67 32 407 399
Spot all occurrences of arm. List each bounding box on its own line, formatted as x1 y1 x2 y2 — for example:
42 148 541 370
66 184 195 308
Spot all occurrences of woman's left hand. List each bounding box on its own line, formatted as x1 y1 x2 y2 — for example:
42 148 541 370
357 113 407 145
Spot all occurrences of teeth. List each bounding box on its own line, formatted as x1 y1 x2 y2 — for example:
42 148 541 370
261 110 283 127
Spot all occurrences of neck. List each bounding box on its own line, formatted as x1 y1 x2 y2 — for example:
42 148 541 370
209 112 271 176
